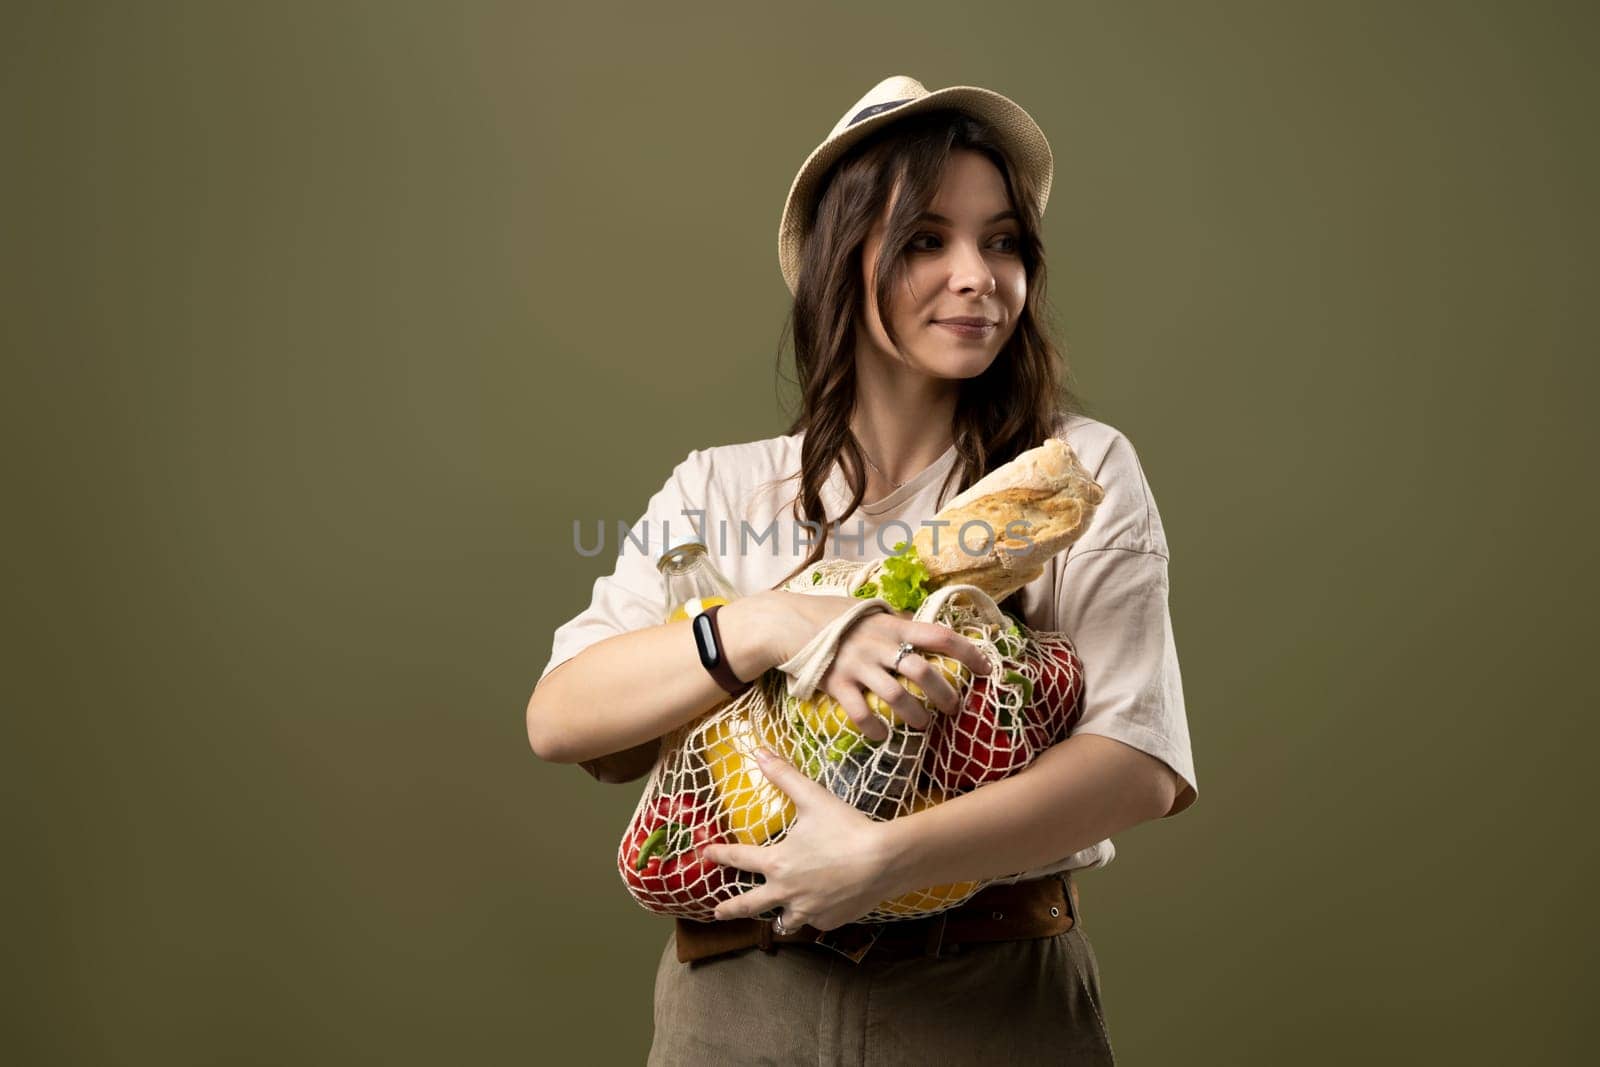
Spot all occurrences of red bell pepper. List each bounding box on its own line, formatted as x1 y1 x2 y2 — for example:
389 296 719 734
619 791 730 911
1021 634 1085 752
924 623 1087 794
927 673 1030 793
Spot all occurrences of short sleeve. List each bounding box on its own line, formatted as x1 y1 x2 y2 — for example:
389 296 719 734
1057 547 1197 818
1050 423 1197 819
537 451 706 685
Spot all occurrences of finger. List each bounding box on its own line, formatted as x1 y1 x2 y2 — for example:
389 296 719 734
832 682 889 743
698 841 769 874
909 622 994 677
896 653 960 715
712 885 783 922
749 747 832 807
865 667 930 730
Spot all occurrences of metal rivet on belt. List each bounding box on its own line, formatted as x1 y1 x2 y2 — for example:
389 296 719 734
1050 906 1060 917
992 911 1004 920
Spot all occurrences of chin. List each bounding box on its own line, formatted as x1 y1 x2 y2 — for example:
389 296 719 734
912 351 1000 381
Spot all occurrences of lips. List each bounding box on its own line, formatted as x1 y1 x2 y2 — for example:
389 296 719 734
933 320 997 340
933 317 997 327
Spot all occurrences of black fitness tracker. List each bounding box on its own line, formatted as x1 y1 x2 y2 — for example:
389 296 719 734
692 603 752 697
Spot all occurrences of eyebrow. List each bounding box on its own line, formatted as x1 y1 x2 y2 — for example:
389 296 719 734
917 210 1019 226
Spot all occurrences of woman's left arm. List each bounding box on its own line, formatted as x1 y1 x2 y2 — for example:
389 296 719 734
873 732 1180 899
702 736 1181 930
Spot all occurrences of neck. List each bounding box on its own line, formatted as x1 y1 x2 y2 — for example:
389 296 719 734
849 347 959 488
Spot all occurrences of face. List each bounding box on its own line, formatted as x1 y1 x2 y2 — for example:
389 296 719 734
855 149 1027 381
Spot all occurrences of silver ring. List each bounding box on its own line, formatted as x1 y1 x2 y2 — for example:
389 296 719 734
890 640 915 672
773 911 787 935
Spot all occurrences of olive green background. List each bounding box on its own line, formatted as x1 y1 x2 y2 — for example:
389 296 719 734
5 1 1594 1063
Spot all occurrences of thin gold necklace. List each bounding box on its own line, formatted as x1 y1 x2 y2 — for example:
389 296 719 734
855 437 906 490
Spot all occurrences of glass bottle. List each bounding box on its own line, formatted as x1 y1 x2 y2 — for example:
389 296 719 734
656 534 740 623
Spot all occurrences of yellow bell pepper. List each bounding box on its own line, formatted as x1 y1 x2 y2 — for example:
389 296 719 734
692 713 796 846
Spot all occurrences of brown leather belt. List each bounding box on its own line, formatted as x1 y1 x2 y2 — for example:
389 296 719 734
674 870 1082 966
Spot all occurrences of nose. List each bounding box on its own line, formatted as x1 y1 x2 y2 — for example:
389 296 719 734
947 239 997 297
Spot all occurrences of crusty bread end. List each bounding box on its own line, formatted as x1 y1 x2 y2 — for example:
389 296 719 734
893 437 1105 603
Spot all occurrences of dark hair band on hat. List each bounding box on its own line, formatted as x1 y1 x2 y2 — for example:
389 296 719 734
847 99 913 127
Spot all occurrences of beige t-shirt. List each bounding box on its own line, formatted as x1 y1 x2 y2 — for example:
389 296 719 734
539 412 1198 879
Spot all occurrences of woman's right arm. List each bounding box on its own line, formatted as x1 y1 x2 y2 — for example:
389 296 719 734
525 593 785 770
525 589 993 776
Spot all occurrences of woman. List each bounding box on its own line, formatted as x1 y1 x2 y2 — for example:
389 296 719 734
526 75 1198 1065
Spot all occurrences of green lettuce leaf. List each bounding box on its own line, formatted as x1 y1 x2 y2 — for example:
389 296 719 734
877 540 931 613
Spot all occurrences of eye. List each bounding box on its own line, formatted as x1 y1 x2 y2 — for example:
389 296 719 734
907 232 1021 254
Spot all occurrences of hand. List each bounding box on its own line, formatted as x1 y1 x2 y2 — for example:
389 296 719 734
700 746 894 931
750 589 994 743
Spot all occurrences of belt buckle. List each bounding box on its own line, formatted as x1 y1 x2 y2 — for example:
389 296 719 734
813 923 884 964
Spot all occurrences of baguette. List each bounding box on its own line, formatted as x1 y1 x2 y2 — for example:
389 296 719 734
895 437 1104 602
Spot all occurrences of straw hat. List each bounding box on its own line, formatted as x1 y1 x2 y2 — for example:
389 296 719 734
776 74 1054 296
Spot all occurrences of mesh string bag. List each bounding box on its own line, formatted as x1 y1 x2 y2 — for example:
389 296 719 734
615 555 1086 923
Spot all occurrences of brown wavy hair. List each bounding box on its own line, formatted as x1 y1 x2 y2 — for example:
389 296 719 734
767 108 1092 612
